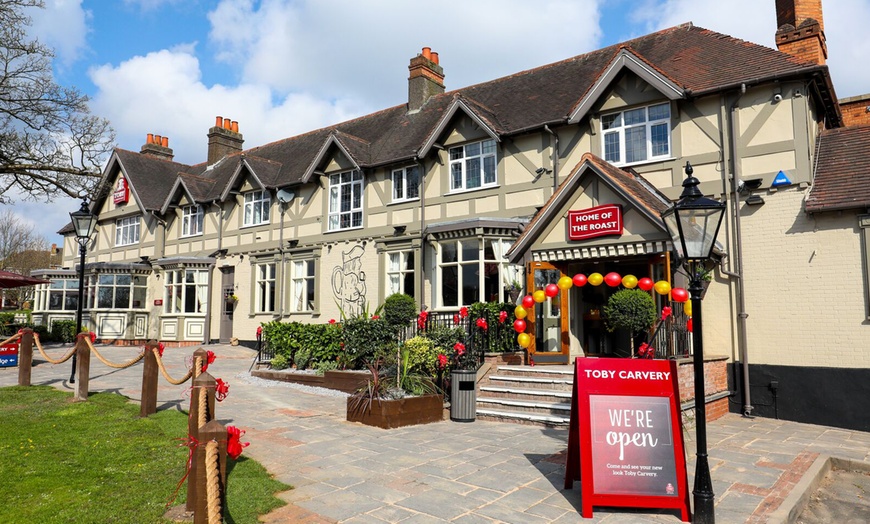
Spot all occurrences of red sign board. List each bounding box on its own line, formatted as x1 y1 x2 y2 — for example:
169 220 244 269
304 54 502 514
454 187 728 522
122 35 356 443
154 299 163 306
565 358 690 521
113 177 130 205
568 204 622 241
0 342 19 368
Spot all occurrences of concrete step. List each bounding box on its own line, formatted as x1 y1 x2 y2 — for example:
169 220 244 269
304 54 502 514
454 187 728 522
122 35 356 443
488 374 574 392
495 365 574 379
477 397 571 416
479 385 572 402
476 407 570 427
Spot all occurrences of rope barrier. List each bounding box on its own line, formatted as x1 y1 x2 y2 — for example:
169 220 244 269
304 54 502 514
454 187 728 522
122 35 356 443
83 337 146 369
152 348 194 385
33 334 76 365
0 332 22 347
198 384 208 429
205 439 222 523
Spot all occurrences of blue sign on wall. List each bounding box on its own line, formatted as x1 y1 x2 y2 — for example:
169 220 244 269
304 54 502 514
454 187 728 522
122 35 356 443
772 170 792 188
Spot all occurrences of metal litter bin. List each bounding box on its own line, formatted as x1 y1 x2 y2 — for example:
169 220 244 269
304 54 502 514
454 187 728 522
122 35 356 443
450 369 477 422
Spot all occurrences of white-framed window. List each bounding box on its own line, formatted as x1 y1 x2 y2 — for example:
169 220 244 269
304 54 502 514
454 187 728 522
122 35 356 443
164 269 209 314
437 238 522 307
601 102 671 165
115 216 140 246
449 139 497 191
386 250 415 298
84 274 147 309
46 279 79 311
243 190 271 227
182 205 204 237
256 263 277 313
392 166 420 202
290 259 316 312
328 170 363 231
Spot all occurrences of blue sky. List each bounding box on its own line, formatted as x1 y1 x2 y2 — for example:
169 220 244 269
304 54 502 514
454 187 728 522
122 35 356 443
11 0 870 246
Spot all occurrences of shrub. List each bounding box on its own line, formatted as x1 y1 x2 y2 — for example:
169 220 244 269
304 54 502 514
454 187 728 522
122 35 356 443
0 312 15 324
51 320 77 344
270 354 290 370
403 336 439 377
383 293 416 331
260 321 342 370
314 360 339 374
30 324 51 341
603 289 656 355
468 301 517 353
342 316 397 368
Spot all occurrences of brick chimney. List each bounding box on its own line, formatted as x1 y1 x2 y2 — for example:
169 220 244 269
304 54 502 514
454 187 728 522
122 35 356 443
140 133 174 161
775 0 826 65
207 116 244 165
408 47 445 112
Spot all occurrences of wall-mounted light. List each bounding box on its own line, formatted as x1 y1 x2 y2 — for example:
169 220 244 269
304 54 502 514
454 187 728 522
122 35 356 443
745 194 765 206
394 225 407 236
288 239 299 248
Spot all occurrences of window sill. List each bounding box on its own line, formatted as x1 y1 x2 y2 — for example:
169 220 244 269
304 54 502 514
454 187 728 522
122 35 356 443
326 225 363 234
181 233 204 239
241 222 270 229
446 184 499 197
609 156 673 169
388 198 420 206
115 243 139 248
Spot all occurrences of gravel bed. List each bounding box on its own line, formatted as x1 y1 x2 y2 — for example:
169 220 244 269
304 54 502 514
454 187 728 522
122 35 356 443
234 370 350 398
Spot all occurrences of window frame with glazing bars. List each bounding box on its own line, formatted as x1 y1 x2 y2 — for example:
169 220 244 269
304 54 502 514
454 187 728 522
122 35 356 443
600 101 672 166
448 139 497 192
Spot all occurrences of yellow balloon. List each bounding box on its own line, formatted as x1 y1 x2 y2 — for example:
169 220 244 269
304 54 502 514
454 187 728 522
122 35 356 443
622 275 638 289
514 305 527 319
683 300 692 316
654 280 671 295
557 275 573 290
588 272 604 286
533 290 547 303
517 332 531 348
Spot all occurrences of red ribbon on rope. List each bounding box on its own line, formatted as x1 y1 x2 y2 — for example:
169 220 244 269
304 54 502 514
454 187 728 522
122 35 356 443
227 426 249 460
201 350 216 372
661 306 673 321
166 434 200 508
215 378 229 402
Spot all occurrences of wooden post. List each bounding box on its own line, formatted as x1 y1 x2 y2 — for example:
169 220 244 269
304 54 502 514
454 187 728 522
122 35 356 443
74 334 90 402
187 367 215 513
18 329 33 387
193 419 227 524
140 340 160 417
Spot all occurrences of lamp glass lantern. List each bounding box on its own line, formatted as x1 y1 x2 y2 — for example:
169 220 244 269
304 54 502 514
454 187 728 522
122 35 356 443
70 200 97 243
661 163 726 262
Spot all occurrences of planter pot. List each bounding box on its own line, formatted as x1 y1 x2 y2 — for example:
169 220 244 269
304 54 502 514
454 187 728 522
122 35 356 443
450 369 477 422
346 394 443 429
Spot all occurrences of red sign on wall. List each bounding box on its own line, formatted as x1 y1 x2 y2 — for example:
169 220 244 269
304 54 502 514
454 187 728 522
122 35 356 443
567 204 622 241
113 177 130 205
564 358 690 521
154 299 163 306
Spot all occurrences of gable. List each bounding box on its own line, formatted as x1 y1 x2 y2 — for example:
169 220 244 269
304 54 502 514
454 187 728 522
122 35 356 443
598 71 673 113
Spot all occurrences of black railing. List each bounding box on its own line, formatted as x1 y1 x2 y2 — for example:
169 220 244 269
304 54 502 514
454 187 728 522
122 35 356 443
647 303 692 359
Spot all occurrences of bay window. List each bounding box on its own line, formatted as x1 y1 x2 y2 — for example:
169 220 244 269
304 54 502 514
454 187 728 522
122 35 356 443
449 139 497 191
84 274 147 309
164 269 209 314
601 102 671 165
437 238 520 307
328 170 363 231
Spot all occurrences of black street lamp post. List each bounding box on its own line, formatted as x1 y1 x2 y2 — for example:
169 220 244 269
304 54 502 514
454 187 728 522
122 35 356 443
69 199 97 384
661 162 726 524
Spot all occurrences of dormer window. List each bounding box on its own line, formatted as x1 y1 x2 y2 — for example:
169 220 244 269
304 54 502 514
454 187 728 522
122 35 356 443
243 190 270 227
601 102 671 165
328 169 363 231
181 205 203 237
115 216 140 246
449 139 497 191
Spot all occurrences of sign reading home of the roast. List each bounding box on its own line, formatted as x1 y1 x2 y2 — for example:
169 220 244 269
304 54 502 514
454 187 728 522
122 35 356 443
567 204 623 241
589 395 677 497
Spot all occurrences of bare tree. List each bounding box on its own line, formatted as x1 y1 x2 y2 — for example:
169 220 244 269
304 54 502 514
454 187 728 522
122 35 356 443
0 0 115 203
0 208 51 307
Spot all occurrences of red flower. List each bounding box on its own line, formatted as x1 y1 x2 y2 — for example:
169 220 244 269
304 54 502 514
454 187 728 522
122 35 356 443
499 311 508 324
454 342 466 356
453 314 460 325
329 318 336 324
459 307 468 318
215 378 229 402
417 310 428 330
687 318 693 333
437 354 448 369
661 306 672 321
372 315 380 320
226 426 249 460
476 318 488 331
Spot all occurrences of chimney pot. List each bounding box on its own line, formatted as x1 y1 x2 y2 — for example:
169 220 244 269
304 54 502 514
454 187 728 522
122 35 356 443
231 120 239 133
162 136 169 147
431 52 439 64
146 133 154 144
223 118 232 130
422 47 431 60
216 116 223 127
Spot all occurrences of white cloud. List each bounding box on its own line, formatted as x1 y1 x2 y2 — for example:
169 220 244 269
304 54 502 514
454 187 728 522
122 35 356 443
626 0 870 98
29 0 90 67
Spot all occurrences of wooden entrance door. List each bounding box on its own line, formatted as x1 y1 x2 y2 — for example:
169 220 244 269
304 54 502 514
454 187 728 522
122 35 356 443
527 261 569 364
220 268 234 343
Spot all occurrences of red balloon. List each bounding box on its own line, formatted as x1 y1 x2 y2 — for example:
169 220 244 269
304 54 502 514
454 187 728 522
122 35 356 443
687 318 693 333
513 319 527 333
573 274 587 287
522 295 535 309
545 283 559 298
671 287 689 303
638 277 654 291
604 272 622 287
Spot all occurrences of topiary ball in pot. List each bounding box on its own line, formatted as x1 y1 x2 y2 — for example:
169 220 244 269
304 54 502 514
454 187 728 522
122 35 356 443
603 289 656 357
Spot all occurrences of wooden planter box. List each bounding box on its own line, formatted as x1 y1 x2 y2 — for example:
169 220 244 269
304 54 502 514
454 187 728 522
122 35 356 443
252 369 370 393
346 394 443 429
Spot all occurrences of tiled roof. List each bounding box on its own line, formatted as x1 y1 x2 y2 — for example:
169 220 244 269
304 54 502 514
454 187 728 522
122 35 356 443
806 124 870 213
107 23 836 213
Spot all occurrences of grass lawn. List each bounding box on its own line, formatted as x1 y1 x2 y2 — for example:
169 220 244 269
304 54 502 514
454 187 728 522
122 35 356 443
0 386 288 523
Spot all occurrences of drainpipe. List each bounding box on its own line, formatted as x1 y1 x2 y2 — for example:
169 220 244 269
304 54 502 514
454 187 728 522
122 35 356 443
727 84 753 417
278 197 286 318
416 157 427 307
204 200 224 345
543 125 560 193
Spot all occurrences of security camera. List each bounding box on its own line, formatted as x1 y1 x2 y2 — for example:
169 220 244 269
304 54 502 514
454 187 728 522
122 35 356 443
736 179 746 192
535 167 547 175
773 93 783 103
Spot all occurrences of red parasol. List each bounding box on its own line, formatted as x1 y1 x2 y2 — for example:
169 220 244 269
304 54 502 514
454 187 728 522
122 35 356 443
0 270 50 289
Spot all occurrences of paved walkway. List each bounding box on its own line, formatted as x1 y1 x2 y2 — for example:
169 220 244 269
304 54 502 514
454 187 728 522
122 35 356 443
3 343 870 523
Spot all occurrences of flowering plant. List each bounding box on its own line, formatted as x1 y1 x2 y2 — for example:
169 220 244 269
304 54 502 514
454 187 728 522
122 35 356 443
436 340 477 371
